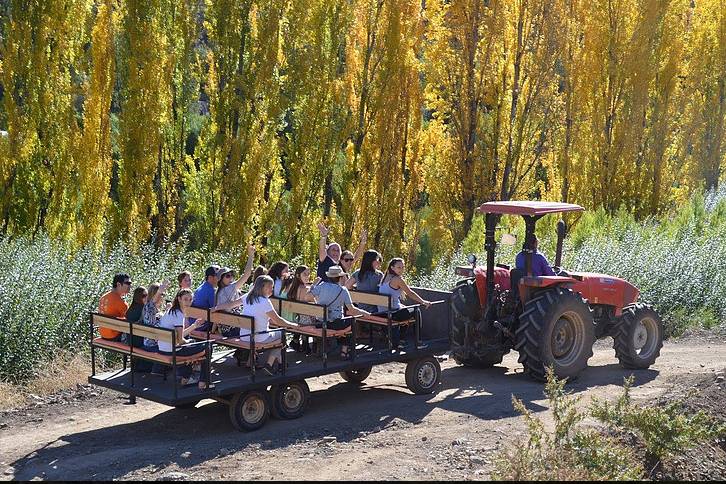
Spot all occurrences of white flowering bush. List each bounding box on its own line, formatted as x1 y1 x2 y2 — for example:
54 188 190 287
0 235 243 383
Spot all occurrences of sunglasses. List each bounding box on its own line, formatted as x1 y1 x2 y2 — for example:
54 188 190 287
342 258 354 262
224 273 234 278
122 281 132 286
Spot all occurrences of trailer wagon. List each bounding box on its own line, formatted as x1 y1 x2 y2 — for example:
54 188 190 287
88 287 452 431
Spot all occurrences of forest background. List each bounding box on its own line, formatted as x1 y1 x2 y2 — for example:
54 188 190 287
3 0 726 267
2 0 726 382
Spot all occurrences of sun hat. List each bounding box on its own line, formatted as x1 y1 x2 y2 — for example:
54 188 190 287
325 266 347 278
215 267 234 279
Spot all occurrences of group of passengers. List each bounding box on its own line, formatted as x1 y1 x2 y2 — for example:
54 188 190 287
96 223 433 387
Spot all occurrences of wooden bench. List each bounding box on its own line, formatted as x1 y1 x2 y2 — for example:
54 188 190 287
89 313 212 399
349 290 421 349
270 297 357 366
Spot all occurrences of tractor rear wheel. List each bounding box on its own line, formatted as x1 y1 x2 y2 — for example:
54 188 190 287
613 303 663 369
515 288 594 381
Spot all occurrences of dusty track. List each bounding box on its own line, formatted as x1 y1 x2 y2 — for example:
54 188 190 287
1 339 724 481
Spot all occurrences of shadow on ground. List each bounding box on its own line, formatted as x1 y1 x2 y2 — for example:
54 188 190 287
11 361 657 480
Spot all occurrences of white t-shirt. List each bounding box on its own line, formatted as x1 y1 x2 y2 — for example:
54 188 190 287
158 309 185 353
240 293 276 343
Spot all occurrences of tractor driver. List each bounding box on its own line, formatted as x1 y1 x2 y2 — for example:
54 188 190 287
515 234 555 277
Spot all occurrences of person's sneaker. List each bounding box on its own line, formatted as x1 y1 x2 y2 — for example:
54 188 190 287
183 375 200 386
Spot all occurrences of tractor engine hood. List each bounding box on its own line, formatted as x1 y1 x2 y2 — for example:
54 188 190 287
568 272 640 316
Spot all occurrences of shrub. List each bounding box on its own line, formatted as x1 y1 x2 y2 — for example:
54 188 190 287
492 368 643 481
591 377 726 461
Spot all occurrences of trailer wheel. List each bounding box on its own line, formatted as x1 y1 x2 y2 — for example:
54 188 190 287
613 303 663 369
229 390 269 431
339 366 373 383
270 380 309 420
405 357 441 395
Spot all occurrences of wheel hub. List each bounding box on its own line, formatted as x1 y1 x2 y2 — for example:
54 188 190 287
417 363 436 388
551 317 575 358
633 322 648 350
242 395 265 423
282 387 302 410
632 316 658 356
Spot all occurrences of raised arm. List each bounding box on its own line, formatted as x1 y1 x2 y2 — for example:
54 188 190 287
318 223 329 262
352 229 367 265
152 280 171 305
235 243 256 290
393 277 431 308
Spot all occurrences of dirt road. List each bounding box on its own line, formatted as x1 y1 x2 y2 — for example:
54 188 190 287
1 339 724 481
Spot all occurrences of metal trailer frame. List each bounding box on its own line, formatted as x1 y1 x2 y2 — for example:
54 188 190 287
88 287 453 429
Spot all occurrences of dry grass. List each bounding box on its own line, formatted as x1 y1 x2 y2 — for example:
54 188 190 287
0 351 91 411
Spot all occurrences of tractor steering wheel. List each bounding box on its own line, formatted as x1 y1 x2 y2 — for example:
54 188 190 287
554 267 570 277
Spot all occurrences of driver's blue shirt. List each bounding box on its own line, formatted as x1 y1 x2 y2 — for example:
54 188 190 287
515 251 556 277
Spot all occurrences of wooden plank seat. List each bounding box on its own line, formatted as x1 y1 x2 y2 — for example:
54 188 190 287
206 310 285 350
92 338 205 364
269 298 353 337
90 314 207 364
349 290 418 325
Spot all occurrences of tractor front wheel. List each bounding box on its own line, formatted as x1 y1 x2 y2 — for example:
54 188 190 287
515 288 594 381
613 303 663 369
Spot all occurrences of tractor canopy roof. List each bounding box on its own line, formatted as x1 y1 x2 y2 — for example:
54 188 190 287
478 200 585 216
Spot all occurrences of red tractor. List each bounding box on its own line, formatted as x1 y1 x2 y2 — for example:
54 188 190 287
451 201 664 381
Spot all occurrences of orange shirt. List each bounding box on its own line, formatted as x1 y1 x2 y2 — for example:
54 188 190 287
98 291 128 339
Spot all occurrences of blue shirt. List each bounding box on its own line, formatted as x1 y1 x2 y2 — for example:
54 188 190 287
515 251 555 277
192 281 216 309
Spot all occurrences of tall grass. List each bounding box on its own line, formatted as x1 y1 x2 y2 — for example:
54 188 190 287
0 235 244 383
1 189 725 382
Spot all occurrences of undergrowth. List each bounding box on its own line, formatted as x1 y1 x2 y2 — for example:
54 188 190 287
493 369 726 480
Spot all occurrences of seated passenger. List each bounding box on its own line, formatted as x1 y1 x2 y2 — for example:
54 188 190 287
316 223 367 282
158 289 209 389
126 287 153 373
240 275 299 375
310 266 371 360
267 261 291 297
287 265 317 353
98 273 132 341
126 286 148 347
141 281 171 349
178 271 192 290
515 234 555 277
345 250 384 313
213 244 256 336
377 258 432 348
192 265 220 332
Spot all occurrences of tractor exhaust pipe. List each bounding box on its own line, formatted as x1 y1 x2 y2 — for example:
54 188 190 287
484 213 498 319
555 219 567 268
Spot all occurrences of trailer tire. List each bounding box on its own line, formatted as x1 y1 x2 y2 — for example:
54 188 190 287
613 303 663 369
515 287 594 382
405 357 441 395
229 390 269 431
270 380 309 420
339 366 373 384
